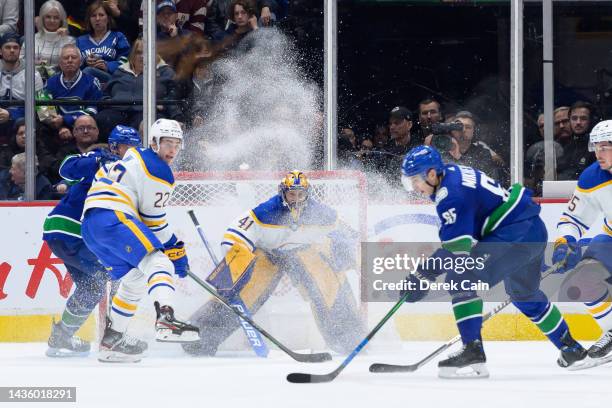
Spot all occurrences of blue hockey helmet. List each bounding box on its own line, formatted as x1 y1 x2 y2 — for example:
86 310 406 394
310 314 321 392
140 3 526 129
108 125 141 152
401 145 444 177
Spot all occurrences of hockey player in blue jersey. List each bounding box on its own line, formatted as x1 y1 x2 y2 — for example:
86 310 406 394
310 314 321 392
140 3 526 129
43 125 141 357
81 119 199 363
182 171 365 357
400 145 586 378
552 119 612 363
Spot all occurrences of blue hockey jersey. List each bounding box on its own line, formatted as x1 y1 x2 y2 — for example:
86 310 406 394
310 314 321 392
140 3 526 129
76 31 131 74
43 150 112 243
44 71 103 127
433 164 540 255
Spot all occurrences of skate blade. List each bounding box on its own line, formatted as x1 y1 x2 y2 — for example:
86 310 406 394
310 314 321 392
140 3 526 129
46 347 90 358
566 355 612 371
155 329 200 343
98 350 142 363
439 363 490 379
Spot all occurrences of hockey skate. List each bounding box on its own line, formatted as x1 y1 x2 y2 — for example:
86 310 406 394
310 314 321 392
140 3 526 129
557 330 587 369
99 318 148 363
46 320 90 358
565 329 612 371
438 339 489 379
155 303 200 343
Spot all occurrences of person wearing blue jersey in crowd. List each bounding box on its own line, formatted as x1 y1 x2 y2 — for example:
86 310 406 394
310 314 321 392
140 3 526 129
75 0 130 83
399 145 586 378
42 125 141 357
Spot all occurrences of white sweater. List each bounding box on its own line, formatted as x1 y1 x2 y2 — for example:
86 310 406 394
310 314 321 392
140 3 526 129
0 0 18 35
20 30 75 68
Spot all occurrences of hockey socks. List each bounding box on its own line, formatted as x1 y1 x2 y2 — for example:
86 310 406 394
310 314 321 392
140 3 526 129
585 290 612 331
515 301 568 349
59 305 90 336
452 297 483 344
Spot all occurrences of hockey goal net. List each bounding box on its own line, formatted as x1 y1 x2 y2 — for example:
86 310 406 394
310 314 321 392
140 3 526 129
102 170 368 353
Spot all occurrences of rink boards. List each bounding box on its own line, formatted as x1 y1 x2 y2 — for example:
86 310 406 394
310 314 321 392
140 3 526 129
0 200 606 342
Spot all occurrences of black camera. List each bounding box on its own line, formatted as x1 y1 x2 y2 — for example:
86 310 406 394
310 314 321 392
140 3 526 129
430 122 464 151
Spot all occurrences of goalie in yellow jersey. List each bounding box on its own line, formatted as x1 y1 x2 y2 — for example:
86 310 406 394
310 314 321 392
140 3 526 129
183 171 366 356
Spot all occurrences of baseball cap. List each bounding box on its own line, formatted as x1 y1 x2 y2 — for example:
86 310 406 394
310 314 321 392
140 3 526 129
157 0 177 14
0 32 21 48
389 106 412 121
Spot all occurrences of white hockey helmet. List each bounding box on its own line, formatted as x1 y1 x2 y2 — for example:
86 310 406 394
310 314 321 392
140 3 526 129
589 120 612 152
149 119 183 151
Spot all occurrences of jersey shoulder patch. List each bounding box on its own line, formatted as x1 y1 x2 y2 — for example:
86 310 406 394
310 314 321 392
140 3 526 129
577 162 612 192
131 147 175 186
251 195 285 225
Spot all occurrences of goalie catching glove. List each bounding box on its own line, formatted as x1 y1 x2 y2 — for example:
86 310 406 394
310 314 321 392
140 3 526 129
164 240 190 278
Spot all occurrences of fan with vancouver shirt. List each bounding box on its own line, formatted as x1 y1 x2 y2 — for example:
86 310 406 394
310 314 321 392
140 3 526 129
75 30 130 76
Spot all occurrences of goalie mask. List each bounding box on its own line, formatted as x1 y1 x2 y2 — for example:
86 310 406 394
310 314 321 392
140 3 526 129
279 170 310 220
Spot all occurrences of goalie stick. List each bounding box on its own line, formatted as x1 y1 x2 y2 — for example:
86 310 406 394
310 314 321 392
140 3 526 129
368 258 569 373
186 269 332 363
188 210 269 358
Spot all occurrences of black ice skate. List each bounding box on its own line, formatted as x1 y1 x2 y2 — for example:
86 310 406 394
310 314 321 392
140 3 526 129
588 329 612 359
155 302 200 343
98 318 148 363
564 329 612 371
46 320 90 358
557 330 587 369
438 339 489 379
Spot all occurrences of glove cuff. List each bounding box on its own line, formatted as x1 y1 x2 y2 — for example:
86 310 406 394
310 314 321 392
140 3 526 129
554 235 576 248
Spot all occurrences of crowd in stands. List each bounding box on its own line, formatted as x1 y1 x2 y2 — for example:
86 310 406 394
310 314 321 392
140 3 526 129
338 97 598 195
0 0 601 200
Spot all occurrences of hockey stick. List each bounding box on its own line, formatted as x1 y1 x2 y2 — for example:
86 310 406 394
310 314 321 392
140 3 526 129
186 270 332 363
369 259 568 373
187 210 270 358
286 290 412 383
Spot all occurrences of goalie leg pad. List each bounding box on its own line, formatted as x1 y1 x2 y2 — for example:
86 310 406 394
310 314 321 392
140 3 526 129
183 252 282 356
206 243 256 298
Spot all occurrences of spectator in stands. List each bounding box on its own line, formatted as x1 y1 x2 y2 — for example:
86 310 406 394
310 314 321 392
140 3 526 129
104 0 141 43
220 0 259 50
441 111 505 183
338 127 359 168
20 1 75 83
76 0 130 83
0 117 24 169
45 114 99 179
552 106 571 145
416 98 442 143
372 124 389 150
156 0 187 40
524 112 565 196
0 0 17 35
95 37 183 139
0 152 54 200
178 56 214 128
44 43 102 133
557 100 596 180
0 32 44 146
383 106 418 182
212 0 277 35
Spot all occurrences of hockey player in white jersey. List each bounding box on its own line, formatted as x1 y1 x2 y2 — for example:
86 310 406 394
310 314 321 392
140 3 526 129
183 171 365 356
552 119 612 363
81 119 199 362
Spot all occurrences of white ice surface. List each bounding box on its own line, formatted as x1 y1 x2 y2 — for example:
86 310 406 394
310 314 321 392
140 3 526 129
1 341 611 408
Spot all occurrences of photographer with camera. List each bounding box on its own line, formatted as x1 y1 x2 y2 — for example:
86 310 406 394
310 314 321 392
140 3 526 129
427 111 507 185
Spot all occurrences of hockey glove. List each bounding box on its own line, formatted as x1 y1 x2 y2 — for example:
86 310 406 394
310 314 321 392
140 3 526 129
552 236 582 274
94 148 120 165
164 241 190 278
400 270 434 303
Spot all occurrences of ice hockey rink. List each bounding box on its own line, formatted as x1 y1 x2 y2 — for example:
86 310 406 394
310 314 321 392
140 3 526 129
2 341 611 408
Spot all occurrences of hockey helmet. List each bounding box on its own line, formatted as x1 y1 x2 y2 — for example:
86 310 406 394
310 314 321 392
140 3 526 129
401 145 444 192
279 170 310 212
589 120 612 152
108 125 141 152
149 119 183 151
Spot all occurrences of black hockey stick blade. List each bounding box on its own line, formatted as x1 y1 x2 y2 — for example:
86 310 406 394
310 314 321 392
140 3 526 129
290 351 332 363
287 368 340 383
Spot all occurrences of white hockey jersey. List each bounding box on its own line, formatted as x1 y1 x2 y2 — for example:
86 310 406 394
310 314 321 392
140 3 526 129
221 194 340 254
83 147 175 244
556 162 612 241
